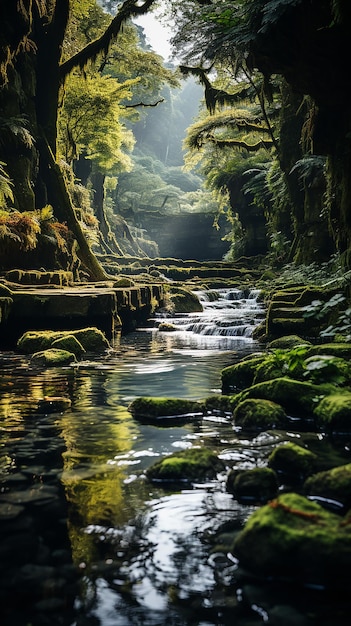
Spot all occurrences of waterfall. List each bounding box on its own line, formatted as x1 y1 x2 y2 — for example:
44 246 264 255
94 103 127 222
156 287 264 343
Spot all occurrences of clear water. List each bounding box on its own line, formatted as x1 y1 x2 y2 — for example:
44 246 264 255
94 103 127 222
0 289 347 625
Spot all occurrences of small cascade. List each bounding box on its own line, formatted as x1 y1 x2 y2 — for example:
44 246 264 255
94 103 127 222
156 287 264 343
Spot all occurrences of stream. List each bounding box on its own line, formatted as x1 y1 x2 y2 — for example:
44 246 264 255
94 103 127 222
0 288 348 626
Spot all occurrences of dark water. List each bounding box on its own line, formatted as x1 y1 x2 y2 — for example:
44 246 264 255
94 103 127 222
0 289 348 625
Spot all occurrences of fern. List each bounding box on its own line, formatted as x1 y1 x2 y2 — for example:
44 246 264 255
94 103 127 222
0 162 14 207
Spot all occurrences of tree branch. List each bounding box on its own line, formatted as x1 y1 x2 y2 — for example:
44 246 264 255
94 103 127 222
124 98 164 108
59 0 157 81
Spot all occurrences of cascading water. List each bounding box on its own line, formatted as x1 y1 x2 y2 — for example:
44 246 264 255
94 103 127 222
154 287 264 345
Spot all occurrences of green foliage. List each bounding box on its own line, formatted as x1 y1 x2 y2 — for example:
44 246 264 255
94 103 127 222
0 162 14 208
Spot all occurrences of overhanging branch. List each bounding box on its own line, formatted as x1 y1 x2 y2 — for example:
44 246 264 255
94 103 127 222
59 0 157 81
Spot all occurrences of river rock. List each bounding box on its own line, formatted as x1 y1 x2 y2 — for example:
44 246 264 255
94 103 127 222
313 392 351 434
303 463 351 511
233 398 287 430
30 348 77 367
232 492 351 589
128 396 203 423
267 442 317 485
226 467 279 504
146 447 225 482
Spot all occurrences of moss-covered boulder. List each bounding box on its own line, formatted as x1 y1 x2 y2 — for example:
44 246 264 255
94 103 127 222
313 392 351 434
146 447 225 482
17 327 110 354
202 394 236 414
51 334 85 356
305 342 351 359
167 286 203 313
233 398 287 431
221 355 266 393
230 376 334 417
68 327 110 352
128 396 203 423
30 348 77 367
232 492 351 588
226 467 279 504
267 335 312 349
303 463 351 511
267 442 317 484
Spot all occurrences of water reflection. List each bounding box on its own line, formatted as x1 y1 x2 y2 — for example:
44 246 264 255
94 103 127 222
6 288 344 624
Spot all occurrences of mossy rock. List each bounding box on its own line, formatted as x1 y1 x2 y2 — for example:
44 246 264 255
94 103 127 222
17 327 110 354
253 359 287 384
30 348 77 367
230 376 335 417
70 327 110 352
303 463 351 510
113 278 135 287
51 335 85 356
267 335 312 349
305 342 351 359
167 286 203 313
226 467 279 504
202 394 237 414
157 322 177 332
128 396 203 423
232 492 351 588
267 442 317 484
313 392 351 434
221 355 266 393
146 447 225 482
233 398 287 431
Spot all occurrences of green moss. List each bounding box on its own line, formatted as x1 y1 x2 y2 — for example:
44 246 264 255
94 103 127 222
202 394 236 413
304 463 351 508
17 327 110 354
227 467 279 503
221 355 266 393
230 376 335 417
314 392 351 433
72 327 111 351
128 396 203 422
30 348 77 367
267 442 317 482
233 398 287 430
267 335 312 349
51 335 85 356
306 343 351 359
167 286 203 313
232 492 351 586
146 447 225 481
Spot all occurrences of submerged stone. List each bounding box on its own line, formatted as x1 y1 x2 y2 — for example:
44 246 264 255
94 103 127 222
30 349 77 367
233 398 287 431
226 467 279 504
146 447 225 482
128 396 203 423
232 492 351 589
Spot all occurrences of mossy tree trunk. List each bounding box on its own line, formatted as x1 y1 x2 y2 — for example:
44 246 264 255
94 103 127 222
0 0 156 279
